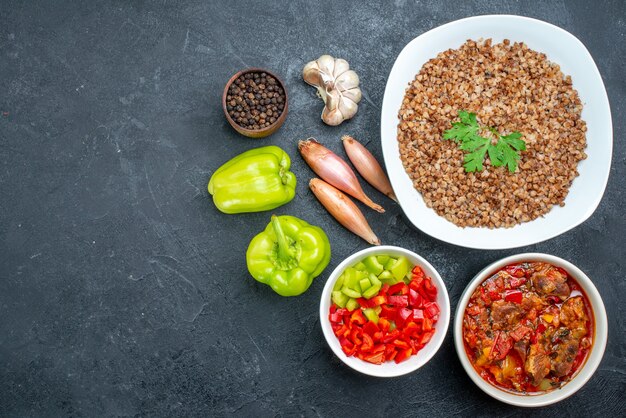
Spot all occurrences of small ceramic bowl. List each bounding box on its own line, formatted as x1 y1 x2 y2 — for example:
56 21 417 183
454 253 608 407
222 68 288 138
319 245 450 377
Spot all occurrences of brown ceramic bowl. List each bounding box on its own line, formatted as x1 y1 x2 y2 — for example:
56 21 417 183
222 68 288 138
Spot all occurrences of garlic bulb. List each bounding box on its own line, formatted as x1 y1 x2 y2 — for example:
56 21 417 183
303 55 362 126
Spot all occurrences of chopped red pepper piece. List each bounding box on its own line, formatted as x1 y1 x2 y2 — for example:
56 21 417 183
385 345 397 361
422 317 433 332
422 278 438 301
398 307 413 322
362 351 385 364
361 333 374 352
389 282 409 296
378 318 391 332
363 321 379 337
393 339 410 349
356 297 373 308
329 312 342 323
508 276 527 288
424 302 440 318
369 295 387 306
420 330 434 345
412 309 424 321
333 324 349 338
350 328 362 345
335 308 349 316
342 345 356 356
505 264 526 278
395 348 413 363
504 289 523 304
350 310 367 325
411 265 425 279
408 288 419 307
383 329 400 344
403 321 419 338
388 295 409 307
371 344 386 354
380 305 397 319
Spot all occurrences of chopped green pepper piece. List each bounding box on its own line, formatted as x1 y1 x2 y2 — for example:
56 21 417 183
376 255 390 265
359 278 371 291
363 256 384 275
363 284 381 299
368 273 382 288
333 274 345 291
346 298 359 311
378 270 394 281
332 290 348 308
343 268 359 289
353 262 366 271
342 287 362 299
363 308 379 324
390 256 411 282
384 258 397 271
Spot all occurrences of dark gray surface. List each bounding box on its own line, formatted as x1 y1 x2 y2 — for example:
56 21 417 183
1 0 624 416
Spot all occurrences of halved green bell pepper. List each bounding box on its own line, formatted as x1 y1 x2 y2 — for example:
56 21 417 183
208 146 296 214
246 215 331 297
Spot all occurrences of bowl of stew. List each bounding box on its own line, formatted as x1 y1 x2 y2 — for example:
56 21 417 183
454 253 607 407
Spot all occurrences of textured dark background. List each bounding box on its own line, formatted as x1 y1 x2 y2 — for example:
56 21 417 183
1 0 624 416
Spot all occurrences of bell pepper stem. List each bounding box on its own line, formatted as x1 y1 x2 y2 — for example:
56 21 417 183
271 215 293 260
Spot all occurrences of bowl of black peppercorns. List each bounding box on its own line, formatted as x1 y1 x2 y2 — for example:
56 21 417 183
223 68 288 138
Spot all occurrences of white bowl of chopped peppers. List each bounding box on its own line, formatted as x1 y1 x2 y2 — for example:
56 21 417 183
454 253 608 406
320 246 450 377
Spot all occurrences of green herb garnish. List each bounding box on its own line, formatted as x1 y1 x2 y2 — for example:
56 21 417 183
443 111 526 173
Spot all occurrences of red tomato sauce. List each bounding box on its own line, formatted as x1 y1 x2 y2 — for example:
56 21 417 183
462 262 594 394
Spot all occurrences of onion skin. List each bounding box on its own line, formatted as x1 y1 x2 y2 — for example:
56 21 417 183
309 178 381 246
298 138 384 213
342 135 397 202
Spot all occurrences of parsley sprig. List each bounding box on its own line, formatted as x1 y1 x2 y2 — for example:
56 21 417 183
443 111 526 173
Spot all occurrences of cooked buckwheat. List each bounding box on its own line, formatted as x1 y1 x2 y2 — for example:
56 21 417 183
397 39 587 228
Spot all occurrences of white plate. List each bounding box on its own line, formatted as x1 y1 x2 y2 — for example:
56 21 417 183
380 15 612 249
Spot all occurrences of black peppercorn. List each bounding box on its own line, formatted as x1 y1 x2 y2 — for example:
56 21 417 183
226 71 286 130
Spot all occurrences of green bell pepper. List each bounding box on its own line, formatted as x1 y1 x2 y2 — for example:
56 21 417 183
246 215 331 297
208 146 297 214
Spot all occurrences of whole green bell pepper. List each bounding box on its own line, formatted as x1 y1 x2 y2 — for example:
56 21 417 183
247 215 331 296
208 146 297 214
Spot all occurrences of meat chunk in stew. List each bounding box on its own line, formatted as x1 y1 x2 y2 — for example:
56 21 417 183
490 300 523 330
551 334 580 377
531 265 570 299
560 296 589 339
514 339 529 364
525 342 551 386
